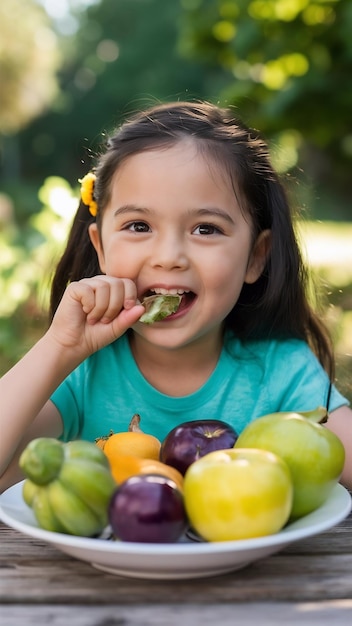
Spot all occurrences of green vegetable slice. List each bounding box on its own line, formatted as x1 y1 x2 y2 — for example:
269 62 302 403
139 294 182 324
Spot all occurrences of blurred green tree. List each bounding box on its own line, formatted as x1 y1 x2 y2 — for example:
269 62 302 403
0 176 78 372
0 0 60 134
14 0 227 189
178 0 352 218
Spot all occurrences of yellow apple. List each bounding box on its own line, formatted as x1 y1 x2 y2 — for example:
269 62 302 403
183 448 293 542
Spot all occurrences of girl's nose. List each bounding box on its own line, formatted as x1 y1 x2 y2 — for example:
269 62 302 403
151 233 189 270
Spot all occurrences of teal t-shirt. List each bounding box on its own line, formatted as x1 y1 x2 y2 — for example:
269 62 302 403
51 332 348 443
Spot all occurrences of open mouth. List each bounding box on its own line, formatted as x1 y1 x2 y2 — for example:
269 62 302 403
141 288 195 304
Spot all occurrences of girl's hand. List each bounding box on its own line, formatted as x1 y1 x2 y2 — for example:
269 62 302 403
0 275 144 485
48 276 144 357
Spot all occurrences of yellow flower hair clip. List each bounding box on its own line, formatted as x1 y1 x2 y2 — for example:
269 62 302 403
79 172 98 217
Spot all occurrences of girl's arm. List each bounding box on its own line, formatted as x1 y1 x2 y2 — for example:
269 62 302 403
0 276 144 492
326 405 352 491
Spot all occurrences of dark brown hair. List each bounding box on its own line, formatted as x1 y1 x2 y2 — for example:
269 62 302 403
50 101 334 377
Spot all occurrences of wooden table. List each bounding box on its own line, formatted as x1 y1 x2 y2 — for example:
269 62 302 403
1 496 352 626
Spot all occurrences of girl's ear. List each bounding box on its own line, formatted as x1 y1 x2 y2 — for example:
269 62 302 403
244 229 271 284
88 223 106 273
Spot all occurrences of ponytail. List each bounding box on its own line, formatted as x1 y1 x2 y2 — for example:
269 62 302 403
49 201 100 320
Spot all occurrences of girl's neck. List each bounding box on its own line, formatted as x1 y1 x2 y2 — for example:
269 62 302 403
129 331 224 397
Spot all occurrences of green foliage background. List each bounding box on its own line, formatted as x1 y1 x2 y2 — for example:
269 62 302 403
0 0 351 402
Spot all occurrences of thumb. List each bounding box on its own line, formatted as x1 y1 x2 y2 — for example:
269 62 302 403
112 304 145 336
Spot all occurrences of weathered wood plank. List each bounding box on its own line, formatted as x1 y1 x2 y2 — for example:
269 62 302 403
1 601 352 626
1 553 352 603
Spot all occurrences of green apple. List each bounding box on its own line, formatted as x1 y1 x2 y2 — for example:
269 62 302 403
235 407 345 519
183 448 293 542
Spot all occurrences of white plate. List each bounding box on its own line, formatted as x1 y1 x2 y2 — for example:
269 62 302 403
0 481 350 580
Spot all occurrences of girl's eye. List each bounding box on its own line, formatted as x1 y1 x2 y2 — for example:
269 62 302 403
126 221 151 233
193 224 222 235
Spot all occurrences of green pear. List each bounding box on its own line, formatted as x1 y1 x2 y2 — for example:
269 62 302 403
235 407 345 519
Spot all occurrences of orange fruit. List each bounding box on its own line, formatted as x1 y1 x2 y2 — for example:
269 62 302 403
102 430 161 462
108 455 184 491
97 414 161 462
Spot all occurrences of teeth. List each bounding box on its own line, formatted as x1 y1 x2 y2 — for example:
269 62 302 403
152 288 190 296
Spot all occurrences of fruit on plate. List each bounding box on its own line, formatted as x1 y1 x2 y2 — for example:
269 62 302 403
96 414 161 461
106 454 184 491
108 474 188 542
183 448 293 541
235 407 345 519
160 419 238 475
139 294 181 324
19 438 116 536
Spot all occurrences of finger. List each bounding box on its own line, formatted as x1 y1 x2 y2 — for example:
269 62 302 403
81 278 124 324
111 304 146 336
98 280 128 323
118 278 139 310
88 281 115 323
92 277 138 321
92 276 139 317
67 276 138 323
66 281 98 318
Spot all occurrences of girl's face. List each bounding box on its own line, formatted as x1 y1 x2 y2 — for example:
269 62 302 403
89 140 269 351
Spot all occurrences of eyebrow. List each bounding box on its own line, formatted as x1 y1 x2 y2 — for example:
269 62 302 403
192 207 235 225
113 205 149 217
113 204 235 225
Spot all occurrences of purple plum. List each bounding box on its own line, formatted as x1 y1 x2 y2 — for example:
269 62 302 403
160 419 238 475
108 474 187 543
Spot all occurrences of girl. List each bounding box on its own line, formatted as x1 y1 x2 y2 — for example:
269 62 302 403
1 101 351 493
